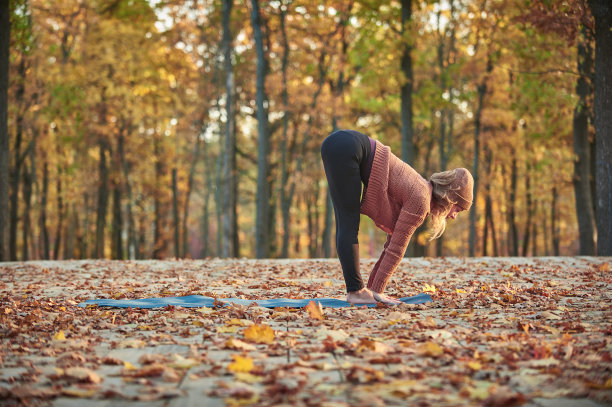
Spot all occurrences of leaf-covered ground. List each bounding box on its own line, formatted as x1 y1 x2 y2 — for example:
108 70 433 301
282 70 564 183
0 257 610 407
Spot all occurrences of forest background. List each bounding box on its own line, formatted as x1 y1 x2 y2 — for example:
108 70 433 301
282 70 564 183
0 0 611 262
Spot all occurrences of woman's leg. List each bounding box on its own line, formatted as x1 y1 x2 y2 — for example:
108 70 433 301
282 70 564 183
321 131 366 292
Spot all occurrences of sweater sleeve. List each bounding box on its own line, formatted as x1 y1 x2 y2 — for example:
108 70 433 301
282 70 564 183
367 208 425 293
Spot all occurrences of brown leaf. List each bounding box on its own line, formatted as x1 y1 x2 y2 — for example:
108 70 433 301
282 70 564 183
64 367 103 384
305 301 324 320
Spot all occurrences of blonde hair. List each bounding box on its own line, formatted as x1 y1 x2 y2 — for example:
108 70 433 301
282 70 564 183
427 169 461 241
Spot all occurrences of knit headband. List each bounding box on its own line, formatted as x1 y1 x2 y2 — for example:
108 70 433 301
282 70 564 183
450 168 474 210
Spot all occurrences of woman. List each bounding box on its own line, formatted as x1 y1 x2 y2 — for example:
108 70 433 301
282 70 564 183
320 129 473 305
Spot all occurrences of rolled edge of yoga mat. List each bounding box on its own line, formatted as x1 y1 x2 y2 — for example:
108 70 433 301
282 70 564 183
78 293 433 309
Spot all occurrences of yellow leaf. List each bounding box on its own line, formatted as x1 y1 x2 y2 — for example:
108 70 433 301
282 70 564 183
456 288 466 294
123 361 138 370
467 360 482 370
423 284 436 293
53 331 66 341
305 301 324 320
418 341 443 357
227 354 254 373
243 324 275 344
59 306 66 312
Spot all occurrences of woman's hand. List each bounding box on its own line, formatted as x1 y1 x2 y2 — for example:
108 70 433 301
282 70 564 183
372 291 402 305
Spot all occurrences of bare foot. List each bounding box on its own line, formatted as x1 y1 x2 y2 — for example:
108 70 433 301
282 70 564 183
372 292 403 305
346 288 377 305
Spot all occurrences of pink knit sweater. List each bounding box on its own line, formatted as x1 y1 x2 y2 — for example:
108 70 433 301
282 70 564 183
360 140 431 293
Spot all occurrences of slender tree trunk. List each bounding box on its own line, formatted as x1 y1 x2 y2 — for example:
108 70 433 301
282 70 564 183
573 25 597 255
22 144 34 261
400 0 414 165
95 138 109 258
152 137 167 259
111 179 123 260
552 186 560 255
251 0 271 259
0 0 8 261
522 165 533 256
508 153 518 256
323 190 333 258
9 54 26 261
171 167 179 258
200 143 213 259
221 0 236 258
531 203 538 256
40 159 49 259
118 131 135 259
589 0 612 256
182 133 202 258
279 6 291 258
53 162 64 260
215 142 223 256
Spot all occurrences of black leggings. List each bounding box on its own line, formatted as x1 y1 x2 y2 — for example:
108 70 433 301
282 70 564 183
320 130 372 292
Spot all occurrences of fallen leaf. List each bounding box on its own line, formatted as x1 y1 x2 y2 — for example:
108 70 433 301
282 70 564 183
227 354 254 373
423 284 437 293
224 338 256 351
64 367 102 384
418 341 444 357
53 331 66 341
305 301 324 320
243 324 275 344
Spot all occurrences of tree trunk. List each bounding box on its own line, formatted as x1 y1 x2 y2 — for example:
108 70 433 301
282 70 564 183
573 25 597 255
469 69 487 256
221 0 236 258
400 0 414 165
9 56 26 261
182 132 202 259
40 159 50 259
111 179 123 260
589 0 612 256
215 142 223 256
95 138 109 258
118 131 136 259
152 137 167 259
508 153 519 256
53 163 64 260
171 167 179 258
552 186 560 256
22 145 34 261
251 0 271 259
522 164 533 256
322 189 333 258
279 6 290 258
0 0 8 261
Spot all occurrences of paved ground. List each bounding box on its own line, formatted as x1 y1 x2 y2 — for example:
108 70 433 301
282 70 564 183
0 257 610 406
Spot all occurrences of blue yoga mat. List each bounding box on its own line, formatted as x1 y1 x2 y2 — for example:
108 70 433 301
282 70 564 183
79 293 432 309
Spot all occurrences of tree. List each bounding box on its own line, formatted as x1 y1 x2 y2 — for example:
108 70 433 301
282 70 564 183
0 0 9 261
589 0 612 256
221 0 237 258
251 0 271 259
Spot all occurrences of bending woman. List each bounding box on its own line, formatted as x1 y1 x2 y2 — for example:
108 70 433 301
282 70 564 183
320 129 474 305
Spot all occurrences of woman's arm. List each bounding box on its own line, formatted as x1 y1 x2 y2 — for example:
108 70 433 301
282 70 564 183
366 208 425 293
